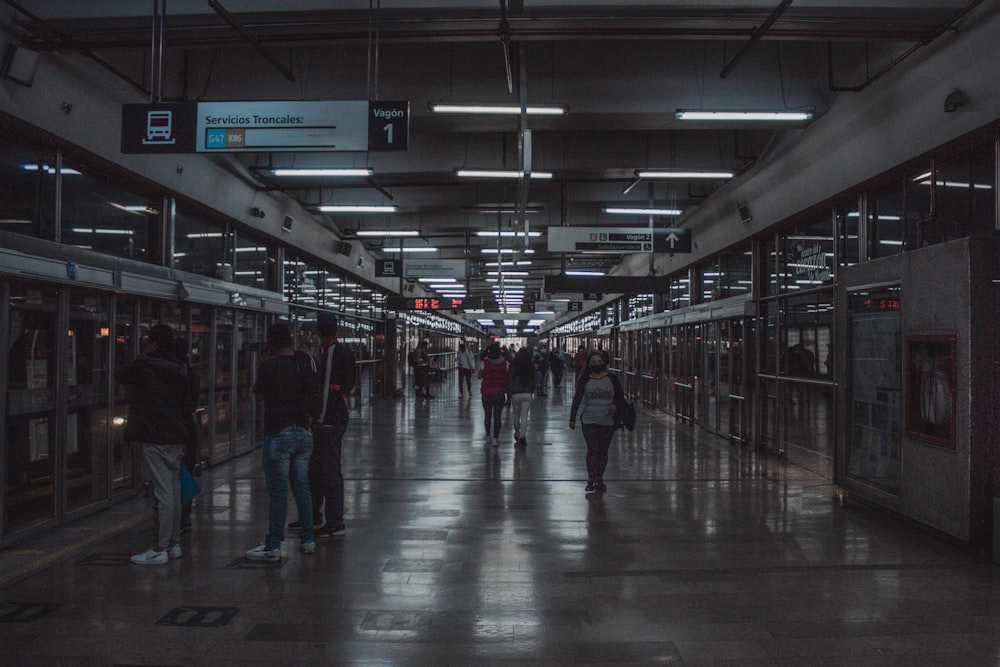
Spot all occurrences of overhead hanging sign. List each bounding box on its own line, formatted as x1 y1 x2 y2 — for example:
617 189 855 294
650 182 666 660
122 100 409 154
547 226 691 254
375 259 473 279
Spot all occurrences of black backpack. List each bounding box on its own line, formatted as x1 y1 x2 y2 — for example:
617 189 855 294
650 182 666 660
293 351 323 420
615 398 637 431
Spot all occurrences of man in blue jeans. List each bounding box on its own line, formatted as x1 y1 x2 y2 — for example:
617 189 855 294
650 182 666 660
245 323 317 561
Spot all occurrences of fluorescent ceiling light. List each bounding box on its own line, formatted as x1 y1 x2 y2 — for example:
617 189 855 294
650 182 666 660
21 163 82 175
70 227 132 235
675 109 813 121
430 103 568 115
634 170 733 179
485 278 524 283
271 168 373 177
604 207 683 216
234 246 266 253
186 232 225 239
456 169 553 179
318 205 397 213
565 270 605 276
485 260 532 267
355 230 419 237
480 248 535 254
477 319 495 325
382 247 438 253
487 271 529 276
475 230 543 237
418 278 456 282
463 205 543 214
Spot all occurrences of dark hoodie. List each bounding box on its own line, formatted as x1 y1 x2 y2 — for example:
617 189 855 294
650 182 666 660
120 349 195 445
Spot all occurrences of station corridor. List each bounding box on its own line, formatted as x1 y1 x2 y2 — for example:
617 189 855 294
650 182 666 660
2 380 999 666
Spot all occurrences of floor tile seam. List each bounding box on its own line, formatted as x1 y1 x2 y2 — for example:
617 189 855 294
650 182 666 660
561 561 966 579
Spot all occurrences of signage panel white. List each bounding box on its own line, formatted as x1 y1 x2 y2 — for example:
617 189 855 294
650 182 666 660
548 226 691 253
403 259 468 278
197 101 368 152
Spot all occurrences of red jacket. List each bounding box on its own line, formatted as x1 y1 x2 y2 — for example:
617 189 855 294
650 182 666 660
479 356 508 395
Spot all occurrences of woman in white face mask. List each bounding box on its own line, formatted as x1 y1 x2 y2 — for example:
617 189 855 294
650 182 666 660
568 352 624 494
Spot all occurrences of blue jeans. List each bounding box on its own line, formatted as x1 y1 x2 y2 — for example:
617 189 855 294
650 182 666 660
262 425 314 549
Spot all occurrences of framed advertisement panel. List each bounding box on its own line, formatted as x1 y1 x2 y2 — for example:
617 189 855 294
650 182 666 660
905 334 956 448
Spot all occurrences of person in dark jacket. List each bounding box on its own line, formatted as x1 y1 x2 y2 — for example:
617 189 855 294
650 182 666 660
307 311 355 537
120 324 194 565
569 350 625 494
478 342 508 446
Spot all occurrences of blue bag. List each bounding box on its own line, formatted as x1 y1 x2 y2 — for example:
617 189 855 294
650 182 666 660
180 461 201 505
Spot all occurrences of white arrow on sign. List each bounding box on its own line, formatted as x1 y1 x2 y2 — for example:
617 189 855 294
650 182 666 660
666 233 680 248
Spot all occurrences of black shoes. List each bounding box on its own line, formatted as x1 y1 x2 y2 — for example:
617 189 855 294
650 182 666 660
315 523 346 538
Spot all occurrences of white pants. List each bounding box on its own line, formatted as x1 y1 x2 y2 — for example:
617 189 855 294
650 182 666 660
510 393 532 438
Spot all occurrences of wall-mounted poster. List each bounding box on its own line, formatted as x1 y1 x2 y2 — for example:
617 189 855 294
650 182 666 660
846 286 902 494
905 334 956 448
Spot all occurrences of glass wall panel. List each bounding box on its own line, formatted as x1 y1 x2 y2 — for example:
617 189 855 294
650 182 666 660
61 162 156 262
212 310 234 461
905 165 932 247
66 291 112 510
0 140 57 241
233 233 269 289
189 306 213 467
872 179 906 257
933 147 996 241
174 208 231 280
112 298 136 492
782 216 835 294
5 282 58 530
666 274 690 310
233 311 258 454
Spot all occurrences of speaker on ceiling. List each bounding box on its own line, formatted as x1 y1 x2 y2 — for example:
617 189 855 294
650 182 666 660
737 203 753 224
282 215 294 232
337 241 353 256
2 45 40 86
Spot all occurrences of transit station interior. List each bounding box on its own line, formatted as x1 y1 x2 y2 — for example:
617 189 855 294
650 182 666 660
1 1 1000 664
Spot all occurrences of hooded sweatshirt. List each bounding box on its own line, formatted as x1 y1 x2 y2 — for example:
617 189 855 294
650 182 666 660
479 354 508 395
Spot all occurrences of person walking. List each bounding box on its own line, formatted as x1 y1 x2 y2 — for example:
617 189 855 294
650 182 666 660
574 345 588 382
244 323 317 562
569 350 625 494
120 324 195 565
308 311 356 538
456 342 477 397
411 340 433 398
532 346 549 396
478 342 508 446
173 338 200 534
507 347 535 446
548 346 565 390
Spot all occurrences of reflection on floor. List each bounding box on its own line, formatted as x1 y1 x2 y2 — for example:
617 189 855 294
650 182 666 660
1 380 998 665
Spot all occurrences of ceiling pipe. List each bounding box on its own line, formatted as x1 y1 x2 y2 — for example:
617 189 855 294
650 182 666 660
828 0 985 93
22 21 937 52
207 0 296 82
720 0 793 79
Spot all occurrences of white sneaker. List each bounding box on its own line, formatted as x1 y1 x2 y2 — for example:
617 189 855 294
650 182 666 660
245 543 281 562
300 541 316 555
131 547 168 565
167 544 182 560
492 437 499 447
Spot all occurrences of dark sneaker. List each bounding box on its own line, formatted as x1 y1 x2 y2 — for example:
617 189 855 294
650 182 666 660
596 481 607 492
315 524 346 538
585 481 597 494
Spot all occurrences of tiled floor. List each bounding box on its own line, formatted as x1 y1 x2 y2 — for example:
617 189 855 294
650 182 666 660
2 381 1000 665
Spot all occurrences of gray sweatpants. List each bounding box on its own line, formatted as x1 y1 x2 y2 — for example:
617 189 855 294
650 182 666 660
141 443 185 550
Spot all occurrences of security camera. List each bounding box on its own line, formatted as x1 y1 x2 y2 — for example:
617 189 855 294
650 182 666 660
944 90 964 113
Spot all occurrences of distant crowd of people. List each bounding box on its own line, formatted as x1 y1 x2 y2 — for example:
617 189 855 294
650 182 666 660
122 323 623 566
